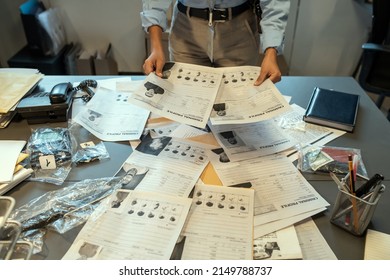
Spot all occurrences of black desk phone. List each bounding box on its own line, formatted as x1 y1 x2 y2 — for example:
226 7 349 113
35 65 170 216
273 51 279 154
16 80 97 124
49 82 73 104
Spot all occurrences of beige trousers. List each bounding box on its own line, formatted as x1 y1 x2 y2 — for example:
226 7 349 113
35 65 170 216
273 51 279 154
169 6 260 67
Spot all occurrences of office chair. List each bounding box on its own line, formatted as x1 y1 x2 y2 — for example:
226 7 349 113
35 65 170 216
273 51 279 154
358 0 390 121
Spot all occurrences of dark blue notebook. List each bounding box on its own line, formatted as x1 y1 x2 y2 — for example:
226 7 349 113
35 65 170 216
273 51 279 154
303 87 359 132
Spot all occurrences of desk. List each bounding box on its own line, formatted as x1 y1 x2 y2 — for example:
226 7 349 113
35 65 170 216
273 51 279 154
1 76 390 260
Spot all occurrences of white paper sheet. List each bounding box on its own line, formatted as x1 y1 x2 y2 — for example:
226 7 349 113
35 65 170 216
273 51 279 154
210 68 292 125
169 124 210 139
73 86 149 141
295 218 338 260
130 62 222 128
62 189 192 260
254 225 302 260
0 140 26 183
208 119 296 162
181 184 254 260
117 134 210 198
0 167 33 195
208 152 329 227
364 229 390 260
253 207 326 239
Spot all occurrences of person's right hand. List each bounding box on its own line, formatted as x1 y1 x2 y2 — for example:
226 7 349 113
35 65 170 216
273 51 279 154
143 25 166 77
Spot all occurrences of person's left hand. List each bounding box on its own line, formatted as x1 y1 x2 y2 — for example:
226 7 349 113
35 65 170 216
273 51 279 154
254 47 282 86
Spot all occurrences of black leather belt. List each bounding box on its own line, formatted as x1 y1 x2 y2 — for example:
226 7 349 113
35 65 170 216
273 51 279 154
177 1 250 22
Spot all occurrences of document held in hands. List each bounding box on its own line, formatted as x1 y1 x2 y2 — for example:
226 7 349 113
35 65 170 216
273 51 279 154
303 87 359 132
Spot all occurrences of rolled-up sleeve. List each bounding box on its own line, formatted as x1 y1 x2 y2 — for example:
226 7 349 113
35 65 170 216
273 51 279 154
140 0 173 32
259 0 290 54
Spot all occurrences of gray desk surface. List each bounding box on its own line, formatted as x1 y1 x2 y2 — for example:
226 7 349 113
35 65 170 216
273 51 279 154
2 75 390 260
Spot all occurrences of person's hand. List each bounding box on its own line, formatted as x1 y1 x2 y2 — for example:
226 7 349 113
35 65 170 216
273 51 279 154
143 49 165 77
143 25 166 77
254 47 282 86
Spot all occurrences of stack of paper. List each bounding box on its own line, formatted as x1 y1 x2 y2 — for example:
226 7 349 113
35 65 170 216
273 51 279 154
0 69 44 116
0 141 33 195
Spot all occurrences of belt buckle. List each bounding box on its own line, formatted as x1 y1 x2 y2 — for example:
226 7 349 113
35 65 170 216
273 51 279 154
213 8 228 22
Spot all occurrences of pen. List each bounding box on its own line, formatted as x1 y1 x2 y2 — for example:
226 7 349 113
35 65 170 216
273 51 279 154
358 184 385 233
330 171 350 193
348 154 358 232
348 155 356 193
355 173 384 198
352 154 358 182
332 191 373 221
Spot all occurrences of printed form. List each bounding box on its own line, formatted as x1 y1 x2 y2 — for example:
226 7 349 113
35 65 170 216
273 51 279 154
73 85 149 141
130 62 222 129
208 152 329 230
181 184 254 260
209 67 291 125
254 208 326 239
129 62 291 128
118 134 212 198
254 225 302 260
208 119 297 162
62 189 192 260
295 218 337 260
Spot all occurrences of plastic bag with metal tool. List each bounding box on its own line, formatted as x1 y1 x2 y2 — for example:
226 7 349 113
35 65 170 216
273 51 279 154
68 121 110 165
10 176 124 254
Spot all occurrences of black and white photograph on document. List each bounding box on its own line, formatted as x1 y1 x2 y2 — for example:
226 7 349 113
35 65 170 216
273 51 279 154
135 133 172 156
111 190 130 209
116 162 149 190
218 130 245 147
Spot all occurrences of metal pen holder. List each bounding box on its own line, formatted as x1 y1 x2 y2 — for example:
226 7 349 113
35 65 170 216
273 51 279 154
0 196 33 260
330 175 386 236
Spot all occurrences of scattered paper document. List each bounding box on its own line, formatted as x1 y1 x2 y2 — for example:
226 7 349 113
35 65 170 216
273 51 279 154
0 140 26 183
207 152 329 228
254 207 326 239
208 119 297 162
144 120 209 140
97 77 133 91
130 62 222 129
295 218 338 260
62 189 192 260
117 134 211 198
181 184 254 260
210 69 292 125
364 229 390 260
254 225 302 260
169 123 209 139
73 86 149 141
0 167 33 196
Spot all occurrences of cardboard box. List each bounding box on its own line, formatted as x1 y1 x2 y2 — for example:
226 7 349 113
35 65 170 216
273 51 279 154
94 44 118 75
76 50 95 75
94 58 118 75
